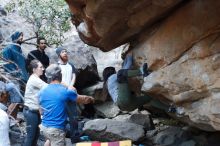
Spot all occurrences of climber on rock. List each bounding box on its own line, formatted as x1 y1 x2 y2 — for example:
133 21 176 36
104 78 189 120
102 51 170 112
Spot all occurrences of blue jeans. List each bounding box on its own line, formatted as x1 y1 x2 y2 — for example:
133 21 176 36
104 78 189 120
23 107 40 146
66 101 80 143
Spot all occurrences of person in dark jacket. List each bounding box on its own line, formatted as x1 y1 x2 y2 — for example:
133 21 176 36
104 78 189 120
26 37 50 82
2 31 29 82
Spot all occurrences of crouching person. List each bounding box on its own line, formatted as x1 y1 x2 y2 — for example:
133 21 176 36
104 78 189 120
39 64 94 146
0 81 23 119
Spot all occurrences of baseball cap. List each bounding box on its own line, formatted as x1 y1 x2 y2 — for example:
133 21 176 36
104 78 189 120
56 47 67 56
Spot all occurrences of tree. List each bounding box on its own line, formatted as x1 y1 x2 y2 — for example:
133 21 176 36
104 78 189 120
5 0 71 46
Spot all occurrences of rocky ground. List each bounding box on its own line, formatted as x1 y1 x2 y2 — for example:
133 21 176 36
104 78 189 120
9 101 220 146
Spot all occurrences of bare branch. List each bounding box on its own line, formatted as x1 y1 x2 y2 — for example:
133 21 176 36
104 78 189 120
22 36 37 42
22 42 38 46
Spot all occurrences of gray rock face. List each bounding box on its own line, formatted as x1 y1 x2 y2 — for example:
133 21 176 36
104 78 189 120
65 0 220 131
0 6 7 16
113 112 154 130
94 101 120 118
152 126 194 146
83 119 145 142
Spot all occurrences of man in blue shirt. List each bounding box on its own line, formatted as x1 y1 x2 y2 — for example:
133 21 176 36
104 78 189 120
39 64 94 146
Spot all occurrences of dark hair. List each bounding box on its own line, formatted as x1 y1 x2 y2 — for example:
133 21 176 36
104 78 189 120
102 67 116 82
37 37 46 45
102 67 116 101
28 59 40 74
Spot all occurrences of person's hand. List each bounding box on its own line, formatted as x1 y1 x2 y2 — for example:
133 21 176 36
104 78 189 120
77 95 94 104
68 86 77 92
83 95 95 104
86 96 95 104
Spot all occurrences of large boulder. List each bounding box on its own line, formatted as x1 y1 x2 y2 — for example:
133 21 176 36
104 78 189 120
83 119 145 142
139 0 220 131
65 0 220 131
65 0 183 51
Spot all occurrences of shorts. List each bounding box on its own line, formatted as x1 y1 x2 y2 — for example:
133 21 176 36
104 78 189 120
39 124 66 146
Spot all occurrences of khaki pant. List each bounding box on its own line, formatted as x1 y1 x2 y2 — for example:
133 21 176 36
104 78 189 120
39 124 66 146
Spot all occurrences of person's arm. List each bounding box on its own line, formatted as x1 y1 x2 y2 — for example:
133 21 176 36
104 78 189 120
70 73 76 87
69 63 77 87
66 88 94 104
32 76 48 89
76 94 94 104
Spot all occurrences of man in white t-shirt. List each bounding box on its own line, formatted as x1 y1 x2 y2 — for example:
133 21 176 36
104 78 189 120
56 47 80 143
56 47 77 87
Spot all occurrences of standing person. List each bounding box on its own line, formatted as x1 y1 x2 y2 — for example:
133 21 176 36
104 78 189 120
2 31 29 82
103 52 170 111
26 37 50 82
39 64 94 146
0 83 10 146
56 47 76 87
56 47 80 143
0 109 10 146
23 59 47 146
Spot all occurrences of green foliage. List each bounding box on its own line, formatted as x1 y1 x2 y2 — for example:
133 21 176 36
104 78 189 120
5 0 71 46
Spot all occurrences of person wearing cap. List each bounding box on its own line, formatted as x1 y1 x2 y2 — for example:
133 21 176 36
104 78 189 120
39 64 94 146
26 37 50 82
56 47 77 87
56 47 80 143
2 31 29 82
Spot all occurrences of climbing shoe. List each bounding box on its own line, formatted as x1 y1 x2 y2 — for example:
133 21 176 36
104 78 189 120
168 104 185 117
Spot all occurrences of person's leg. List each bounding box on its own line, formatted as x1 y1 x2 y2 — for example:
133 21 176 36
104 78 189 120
117 69 141 83
23 108 40 146
149 99 170 111
122 54 133 69
116 65 149 111
33 112 41 145
114 81 150 111
65 101 80 143
42 126 66 146
117 64 149 83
